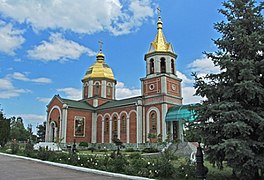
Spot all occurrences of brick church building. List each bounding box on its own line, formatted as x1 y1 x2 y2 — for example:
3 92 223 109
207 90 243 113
45 14 184 145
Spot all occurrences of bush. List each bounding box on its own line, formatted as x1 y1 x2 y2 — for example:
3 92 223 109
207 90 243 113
79 142 88 147
142 147 159 153
24 142 33 157
11 142 19 154
124 148 135 152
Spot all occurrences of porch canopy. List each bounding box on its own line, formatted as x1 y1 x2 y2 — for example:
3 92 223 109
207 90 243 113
165 104 198 122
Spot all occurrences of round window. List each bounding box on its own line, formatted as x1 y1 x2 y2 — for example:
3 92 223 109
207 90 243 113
149 84 155 90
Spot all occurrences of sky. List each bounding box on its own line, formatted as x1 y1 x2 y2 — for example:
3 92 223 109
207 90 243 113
0 0 229 132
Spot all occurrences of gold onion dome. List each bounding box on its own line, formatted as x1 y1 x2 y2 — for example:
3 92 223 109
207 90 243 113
82 50 115 81
148 12 174 53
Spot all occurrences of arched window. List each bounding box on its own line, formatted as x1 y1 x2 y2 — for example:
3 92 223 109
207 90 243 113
150 59 154 74
122 115 126 133
151 112 157 130
105 118 109 132
160 58 166 73
95 82 100 95
171 59 175 74
107 84 111 97
113 116 117 132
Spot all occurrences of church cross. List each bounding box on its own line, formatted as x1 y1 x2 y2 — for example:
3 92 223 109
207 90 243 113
157 6 161 17
99 40 103 52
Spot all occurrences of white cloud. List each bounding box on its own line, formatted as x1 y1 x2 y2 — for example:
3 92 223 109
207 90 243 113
182 86 205 104
36 97 51 103
10 72 52 84
0 21 25 55
0 78 14 89
57 87 82 100
27 33 96 61
116 81 141 99
188 56 220 76
0 78 31 98
176 70 193 85
0 0 154 36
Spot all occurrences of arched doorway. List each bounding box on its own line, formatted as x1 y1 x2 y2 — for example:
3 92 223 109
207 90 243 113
49 122 57 142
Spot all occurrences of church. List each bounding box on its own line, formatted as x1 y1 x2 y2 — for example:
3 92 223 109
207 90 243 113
45 13 191 146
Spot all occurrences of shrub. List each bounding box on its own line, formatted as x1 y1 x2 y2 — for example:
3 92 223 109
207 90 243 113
24 142 33 157
142 147 159 153
79 142 88 147
124 148 135 152
11 142 19 154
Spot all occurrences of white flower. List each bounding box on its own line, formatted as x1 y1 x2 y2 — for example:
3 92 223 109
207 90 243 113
78 156 80 160
148 162 150 165
95 163 97 166
81 164 83 166
59 158 62 161
152 163 155 166
68 157 70 160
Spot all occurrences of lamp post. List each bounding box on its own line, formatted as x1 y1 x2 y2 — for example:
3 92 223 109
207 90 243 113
196 142 208 179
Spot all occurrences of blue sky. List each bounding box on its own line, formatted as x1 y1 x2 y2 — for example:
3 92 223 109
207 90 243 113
0 0 227 131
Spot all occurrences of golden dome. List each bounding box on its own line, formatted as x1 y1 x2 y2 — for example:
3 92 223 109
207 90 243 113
148 14 174 53
82 51 115 81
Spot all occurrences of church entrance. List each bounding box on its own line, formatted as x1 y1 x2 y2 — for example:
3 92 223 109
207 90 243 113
49 122 57 142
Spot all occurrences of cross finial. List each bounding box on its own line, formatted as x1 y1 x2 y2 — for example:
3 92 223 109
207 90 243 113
157 6 161 17
98 39 103 52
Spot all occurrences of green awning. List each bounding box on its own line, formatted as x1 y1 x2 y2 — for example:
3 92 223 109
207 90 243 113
165 104 198 122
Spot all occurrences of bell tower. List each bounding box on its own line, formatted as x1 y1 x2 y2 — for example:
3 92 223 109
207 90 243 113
141 9 182 142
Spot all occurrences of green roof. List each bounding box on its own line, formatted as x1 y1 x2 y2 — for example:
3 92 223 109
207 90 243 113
97 96 141 110
61 98 94 110
165 104 198 122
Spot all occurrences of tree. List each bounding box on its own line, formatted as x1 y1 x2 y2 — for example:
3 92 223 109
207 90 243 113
0 110 10 147
37 122 46 142
10 117 31 142
192 0 264 179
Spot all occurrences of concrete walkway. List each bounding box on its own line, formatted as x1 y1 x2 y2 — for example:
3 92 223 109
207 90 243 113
0 153 149 180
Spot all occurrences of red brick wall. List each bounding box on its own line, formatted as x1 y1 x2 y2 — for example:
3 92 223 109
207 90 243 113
97 106 137 143
143 77 161 96
119 113 127 143
96 116 102 143
66 109 92 143
167 78 181 97
129 112 137 143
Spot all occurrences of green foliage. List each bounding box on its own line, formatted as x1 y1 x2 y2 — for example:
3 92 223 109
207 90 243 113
79 142 88 147
24 141 34 157
10 140 19 154
10 117 31 142
0 110 10 147
142 147 159 153
192 0 264 179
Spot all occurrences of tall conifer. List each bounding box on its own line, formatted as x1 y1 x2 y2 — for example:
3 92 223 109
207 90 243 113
193 0 264 179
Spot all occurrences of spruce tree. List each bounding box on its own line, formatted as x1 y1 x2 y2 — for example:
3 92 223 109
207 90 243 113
192 0 264 179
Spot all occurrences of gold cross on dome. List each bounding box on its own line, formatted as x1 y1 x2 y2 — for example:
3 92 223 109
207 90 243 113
98 39 103 52
157 6 161 17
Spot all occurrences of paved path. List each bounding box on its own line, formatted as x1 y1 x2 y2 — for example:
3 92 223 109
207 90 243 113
0 154 126 180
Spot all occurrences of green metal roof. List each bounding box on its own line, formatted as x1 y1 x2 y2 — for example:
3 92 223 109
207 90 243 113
97 96 141 110
61 98 95 110
165 104 198 122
